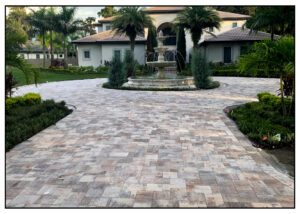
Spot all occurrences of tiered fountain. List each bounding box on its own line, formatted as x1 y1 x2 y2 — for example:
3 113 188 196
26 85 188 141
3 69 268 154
122 30 195 89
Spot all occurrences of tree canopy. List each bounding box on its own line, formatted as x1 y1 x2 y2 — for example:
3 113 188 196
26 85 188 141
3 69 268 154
97 6 118 18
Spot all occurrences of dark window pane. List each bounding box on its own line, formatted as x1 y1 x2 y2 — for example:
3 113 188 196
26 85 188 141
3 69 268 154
224 47 231 63
84 51 90 59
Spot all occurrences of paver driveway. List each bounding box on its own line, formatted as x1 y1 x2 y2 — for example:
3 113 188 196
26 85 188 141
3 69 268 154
6 77 294 208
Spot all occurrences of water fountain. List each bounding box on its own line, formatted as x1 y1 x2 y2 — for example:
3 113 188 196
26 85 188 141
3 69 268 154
122 30 195 89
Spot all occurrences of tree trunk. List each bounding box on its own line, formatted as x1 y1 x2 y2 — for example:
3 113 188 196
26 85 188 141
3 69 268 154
42 34 46 68
130 39 135 77
271 25 274 41
50 30 54 66
63 35 68 69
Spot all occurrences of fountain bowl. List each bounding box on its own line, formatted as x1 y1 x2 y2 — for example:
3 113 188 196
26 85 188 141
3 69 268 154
146 61 176 68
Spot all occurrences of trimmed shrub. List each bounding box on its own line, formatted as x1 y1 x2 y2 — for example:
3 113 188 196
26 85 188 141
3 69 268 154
6 93 41 110
96 66 109 73
191 49 216 89
108 53 126 88
124 51 137 78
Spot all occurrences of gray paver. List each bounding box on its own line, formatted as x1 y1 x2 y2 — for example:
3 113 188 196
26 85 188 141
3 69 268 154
6 77 294 207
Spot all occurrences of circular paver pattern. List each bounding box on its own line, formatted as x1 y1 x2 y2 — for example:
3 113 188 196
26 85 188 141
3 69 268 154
6 77 294 207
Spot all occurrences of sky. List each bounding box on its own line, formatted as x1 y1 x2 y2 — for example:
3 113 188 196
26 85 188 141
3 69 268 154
6 6 106 20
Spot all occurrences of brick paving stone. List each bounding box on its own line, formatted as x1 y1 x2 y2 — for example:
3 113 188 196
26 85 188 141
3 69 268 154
5 77 294 207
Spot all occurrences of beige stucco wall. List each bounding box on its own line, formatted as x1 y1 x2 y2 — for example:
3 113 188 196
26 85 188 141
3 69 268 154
101 44 146 65
77 44 102 67
77 43 146 67
202 43 242 63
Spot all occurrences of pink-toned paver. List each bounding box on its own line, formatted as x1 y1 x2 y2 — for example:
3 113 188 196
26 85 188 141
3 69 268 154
6 77 294 207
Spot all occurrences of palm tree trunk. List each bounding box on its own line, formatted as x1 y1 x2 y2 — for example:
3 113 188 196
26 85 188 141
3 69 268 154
50 30 53 66
63 35 67 69
42 34 46 68
130 39 135 77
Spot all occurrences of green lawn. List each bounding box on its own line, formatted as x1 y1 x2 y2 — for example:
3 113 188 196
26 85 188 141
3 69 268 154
11 67 108 86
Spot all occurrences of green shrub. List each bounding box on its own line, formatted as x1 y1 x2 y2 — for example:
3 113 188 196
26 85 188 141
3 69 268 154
96 66 109 73
228 99 295 148
6 93 41 110
108 53 125 88
5 100 72 151
191 49 215 89
123 51 137 77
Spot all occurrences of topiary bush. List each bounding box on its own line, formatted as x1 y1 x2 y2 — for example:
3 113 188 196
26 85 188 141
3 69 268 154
123 51 137 78
191 49 219 89
107 53 126 88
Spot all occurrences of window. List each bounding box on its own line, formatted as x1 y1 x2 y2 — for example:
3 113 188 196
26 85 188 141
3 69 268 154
232 22 238 28
114 50 121 59
106 25 111 30
59 54 63 58
84 51 90 59
223 47 232 63
36 54 40 59
209 27 214 32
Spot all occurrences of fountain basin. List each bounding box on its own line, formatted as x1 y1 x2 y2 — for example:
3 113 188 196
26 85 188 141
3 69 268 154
122 76 196 89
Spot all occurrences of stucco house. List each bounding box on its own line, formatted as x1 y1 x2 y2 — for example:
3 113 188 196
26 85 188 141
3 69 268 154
72 7 272 67
201 27 277 63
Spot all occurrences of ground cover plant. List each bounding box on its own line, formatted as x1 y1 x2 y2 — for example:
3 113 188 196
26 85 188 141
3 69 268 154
228 92 295 149
5 93 72 151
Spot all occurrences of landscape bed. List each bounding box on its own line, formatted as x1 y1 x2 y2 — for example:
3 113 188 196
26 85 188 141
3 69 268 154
5 93 72 151
227 92 295 149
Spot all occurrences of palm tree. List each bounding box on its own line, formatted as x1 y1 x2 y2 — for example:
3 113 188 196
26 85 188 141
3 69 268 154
28 7 49 68
175 6 221 49
55 7 83 68
112 7 153 53
45 7 57 65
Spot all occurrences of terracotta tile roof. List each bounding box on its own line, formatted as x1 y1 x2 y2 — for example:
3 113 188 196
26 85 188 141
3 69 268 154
97 7 250 23
202 27 279 43
72 30 146 43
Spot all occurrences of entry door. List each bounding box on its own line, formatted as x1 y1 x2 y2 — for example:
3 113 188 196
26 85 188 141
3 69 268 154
223 47 232 63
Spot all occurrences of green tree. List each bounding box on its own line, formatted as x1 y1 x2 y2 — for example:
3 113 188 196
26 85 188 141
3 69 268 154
245 6 295 40
191 49 212 89
55 7 83 68
175 6 220 49
112 7 154 54
5 18 33 95
82 17 96 36
27 7 49 68
45 7 58 65
97 6 118 18
108 52 125 88
176 26 186 71
239 36 295 116
146 26 157 62
124 51 137 78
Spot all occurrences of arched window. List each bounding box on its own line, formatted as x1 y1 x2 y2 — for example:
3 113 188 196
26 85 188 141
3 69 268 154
157 22 176 46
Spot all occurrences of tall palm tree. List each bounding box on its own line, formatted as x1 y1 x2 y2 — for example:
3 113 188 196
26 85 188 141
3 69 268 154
175 6 221 49
45 7 57 65
28 7 49 68
112 7 153 53
55 7 83 68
